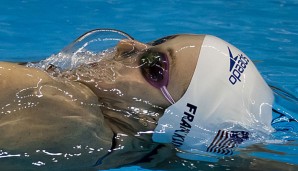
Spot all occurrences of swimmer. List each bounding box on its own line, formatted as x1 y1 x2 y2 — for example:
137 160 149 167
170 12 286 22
0 29 294 170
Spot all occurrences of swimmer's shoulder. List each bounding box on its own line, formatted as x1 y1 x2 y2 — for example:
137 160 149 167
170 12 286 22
0 62 99 109
0 62 108 156
0 62 54 82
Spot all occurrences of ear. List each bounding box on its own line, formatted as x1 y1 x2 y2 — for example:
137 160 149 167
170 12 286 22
115 39 149 58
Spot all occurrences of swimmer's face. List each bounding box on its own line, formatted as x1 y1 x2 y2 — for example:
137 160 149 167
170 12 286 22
80 35 205 109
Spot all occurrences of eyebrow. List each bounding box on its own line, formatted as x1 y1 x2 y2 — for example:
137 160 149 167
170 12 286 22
147 35 178 46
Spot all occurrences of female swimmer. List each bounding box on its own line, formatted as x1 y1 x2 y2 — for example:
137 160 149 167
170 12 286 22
0 29 296 170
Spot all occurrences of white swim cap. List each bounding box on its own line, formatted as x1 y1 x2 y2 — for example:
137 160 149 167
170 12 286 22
152 35 274 160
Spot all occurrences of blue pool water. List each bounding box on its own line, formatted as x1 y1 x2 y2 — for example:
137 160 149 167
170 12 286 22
0 0 297 170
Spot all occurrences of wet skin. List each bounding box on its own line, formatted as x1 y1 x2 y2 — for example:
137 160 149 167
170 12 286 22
0 34 205 170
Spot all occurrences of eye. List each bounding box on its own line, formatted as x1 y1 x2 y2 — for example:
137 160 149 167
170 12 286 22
140 51 169 88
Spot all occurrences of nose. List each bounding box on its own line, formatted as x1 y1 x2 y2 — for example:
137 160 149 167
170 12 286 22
115 39 150 59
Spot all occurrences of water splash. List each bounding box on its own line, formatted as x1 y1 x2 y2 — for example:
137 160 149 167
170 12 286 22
26 29 133 73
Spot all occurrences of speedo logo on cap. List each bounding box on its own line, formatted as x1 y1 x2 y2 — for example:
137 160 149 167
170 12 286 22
228 47 250 85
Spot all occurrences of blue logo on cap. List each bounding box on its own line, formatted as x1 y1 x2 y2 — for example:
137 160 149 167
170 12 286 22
228 47 250 85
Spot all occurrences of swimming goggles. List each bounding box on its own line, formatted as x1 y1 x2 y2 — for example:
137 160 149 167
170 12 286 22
140 50 175 104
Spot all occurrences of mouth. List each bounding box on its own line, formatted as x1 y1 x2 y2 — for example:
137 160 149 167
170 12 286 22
93 114 130 167
93 133 117 166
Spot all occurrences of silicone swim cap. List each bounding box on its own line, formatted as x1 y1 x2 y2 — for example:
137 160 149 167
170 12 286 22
152 35 274 160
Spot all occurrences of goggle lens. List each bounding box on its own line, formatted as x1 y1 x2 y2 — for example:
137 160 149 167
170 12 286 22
140 51 169 88
140 51 175 104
